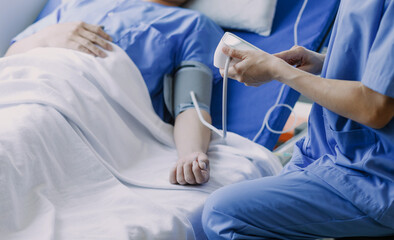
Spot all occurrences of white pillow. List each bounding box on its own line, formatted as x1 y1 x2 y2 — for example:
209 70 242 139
184 0 277 36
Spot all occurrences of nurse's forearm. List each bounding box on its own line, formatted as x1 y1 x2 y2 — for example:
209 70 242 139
174 109 211 157
276 64 394 129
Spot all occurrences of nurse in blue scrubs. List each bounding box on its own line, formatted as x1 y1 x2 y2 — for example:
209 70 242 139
203 0 394 239
5 0 224 186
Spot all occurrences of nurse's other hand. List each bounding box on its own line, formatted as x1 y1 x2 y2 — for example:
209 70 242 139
220 46 282 87
274 46 325 75
39 22 113 57
169 152 210 185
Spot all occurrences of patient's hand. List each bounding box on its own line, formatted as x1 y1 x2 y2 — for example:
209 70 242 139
40 22 113 57
274 46 326 75
6 22 113 58
169 152 210 185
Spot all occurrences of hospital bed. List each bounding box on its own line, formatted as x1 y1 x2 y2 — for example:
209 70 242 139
0 0 339 239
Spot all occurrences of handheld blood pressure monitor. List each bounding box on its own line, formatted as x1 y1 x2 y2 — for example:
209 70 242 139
214 32 260 69
212 32 261 139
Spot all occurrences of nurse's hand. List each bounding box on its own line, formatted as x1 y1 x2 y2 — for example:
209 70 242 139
169 152 210 185
39 22 113 57
274 46 326 75
220 46 284 87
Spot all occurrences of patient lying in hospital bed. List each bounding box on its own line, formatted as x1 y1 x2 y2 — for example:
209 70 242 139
6 0 224 186
0 0 282 239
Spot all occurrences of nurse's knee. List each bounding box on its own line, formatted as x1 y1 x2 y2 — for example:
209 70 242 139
202 178 289 239
202 187 237 239
202 184 269 239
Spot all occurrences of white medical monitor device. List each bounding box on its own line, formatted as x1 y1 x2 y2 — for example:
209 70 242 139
214 32 260 69
212 32 261 139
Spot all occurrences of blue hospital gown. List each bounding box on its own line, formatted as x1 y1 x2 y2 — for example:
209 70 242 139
13 0 224 121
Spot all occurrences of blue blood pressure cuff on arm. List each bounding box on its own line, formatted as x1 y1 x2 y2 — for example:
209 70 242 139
164 61 213 118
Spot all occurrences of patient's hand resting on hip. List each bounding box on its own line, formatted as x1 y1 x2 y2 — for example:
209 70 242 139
41 22 113 57
6 22 113 57
170 152 210 185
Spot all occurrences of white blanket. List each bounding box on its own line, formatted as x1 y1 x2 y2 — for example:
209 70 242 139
0 45 282 240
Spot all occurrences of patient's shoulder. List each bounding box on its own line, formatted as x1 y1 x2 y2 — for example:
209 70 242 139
178 7 220 31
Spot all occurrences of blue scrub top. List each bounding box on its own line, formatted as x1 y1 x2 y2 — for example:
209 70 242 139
13 0 223 122
286 0 394 228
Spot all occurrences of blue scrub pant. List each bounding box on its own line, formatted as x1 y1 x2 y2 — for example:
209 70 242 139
202 170 394 239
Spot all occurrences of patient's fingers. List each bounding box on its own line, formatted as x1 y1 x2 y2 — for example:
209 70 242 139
192 160 205 184
195 155 210 184
183 162 196 184
70 39 96 56
169 164 177 184
79 28 113 51
82 22 113 42
197 154 208 170
74 36 106 57
176 163 187 185
171 152 210 185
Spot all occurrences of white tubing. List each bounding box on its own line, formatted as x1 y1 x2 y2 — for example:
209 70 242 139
221 56 231 139
294 0 309 46
253 0 308 142
190 91 223 137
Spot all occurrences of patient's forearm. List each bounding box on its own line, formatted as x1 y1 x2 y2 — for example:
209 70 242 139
170 109 211 185
5 34 45 57
174 109 211 157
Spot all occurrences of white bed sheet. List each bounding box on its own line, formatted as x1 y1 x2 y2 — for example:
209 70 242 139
0 44 282 240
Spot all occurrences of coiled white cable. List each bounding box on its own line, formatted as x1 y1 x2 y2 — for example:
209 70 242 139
191 0 308 141
252 0 308 142
294 0 309 46
252 84 297 142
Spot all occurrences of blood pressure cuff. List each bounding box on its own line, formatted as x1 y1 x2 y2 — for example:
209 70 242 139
163 61 213 118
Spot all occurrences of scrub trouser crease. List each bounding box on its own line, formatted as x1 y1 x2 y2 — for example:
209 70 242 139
202 170 394 239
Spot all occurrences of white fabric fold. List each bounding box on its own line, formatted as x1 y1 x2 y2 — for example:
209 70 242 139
0 45 282 240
